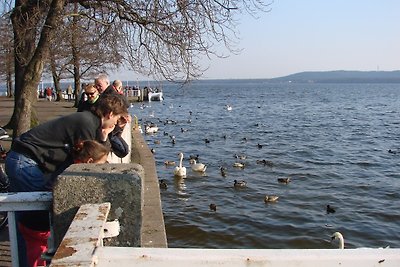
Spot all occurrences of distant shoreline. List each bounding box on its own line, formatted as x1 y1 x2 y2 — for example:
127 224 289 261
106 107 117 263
1 70 400 94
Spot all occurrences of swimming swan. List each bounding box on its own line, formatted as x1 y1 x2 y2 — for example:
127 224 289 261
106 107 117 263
174 152 187 177
331 232 344 249
191 159 207 172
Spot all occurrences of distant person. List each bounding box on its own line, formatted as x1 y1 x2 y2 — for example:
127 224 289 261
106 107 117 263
5 93 129 267
67 84 73 101
112 79 124 95
94 73 112 94
45 87 52 101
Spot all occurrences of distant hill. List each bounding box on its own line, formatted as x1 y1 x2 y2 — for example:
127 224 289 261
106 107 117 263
268 70 400 83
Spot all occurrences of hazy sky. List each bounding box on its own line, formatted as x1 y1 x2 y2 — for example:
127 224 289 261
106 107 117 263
114 0 400 81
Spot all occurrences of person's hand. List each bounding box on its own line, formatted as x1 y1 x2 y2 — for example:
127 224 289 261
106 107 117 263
117 114 132 128
100 124 115 141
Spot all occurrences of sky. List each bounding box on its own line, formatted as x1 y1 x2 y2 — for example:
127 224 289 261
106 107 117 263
112 0 400 81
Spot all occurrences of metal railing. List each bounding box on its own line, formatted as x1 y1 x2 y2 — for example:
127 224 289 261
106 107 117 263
0 191 53 267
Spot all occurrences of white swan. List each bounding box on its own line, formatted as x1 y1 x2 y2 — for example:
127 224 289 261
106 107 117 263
174 152 187 177
191 159 207 172
331 232 344 249
145 124 158 134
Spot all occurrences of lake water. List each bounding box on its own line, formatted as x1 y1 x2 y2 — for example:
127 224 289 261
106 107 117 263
129 80 400 249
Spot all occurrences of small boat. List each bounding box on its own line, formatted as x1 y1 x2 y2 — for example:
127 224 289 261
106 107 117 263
148 91 164 102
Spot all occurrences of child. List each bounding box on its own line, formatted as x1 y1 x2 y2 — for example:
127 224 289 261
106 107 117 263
72 139 110 164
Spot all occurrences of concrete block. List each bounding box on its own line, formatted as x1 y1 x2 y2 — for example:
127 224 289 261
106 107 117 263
52 163 143 249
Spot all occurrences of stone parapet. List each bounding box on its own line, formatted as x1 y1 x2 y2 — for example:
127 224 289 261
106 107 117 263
52 126 168 251
52 163 143 249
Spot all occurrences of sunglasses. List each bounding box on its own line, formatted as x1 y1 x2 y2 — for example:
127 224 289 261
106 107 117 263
85 92 97 96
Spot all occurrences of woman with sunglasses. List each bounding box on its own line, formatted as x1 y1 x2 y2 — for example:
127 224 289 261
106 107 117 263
77 84 100 112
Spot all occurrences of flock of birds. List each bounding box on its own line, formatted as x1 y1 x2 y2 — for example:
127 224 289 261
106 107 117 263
163 150 293 207
138 103 346 249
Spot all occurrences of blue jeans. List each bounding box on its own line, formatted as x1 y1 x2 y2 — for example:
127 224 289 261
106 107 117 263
5 150 49 192
5 151 51 267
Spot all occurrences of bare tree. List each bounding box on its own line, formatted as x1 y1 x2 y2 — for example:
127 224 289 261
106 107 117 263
3 0 270 136
0 14 14 97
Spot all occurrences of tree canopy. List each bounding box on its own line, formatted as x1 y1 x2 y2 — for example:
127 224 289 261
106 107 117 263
1 0 270 136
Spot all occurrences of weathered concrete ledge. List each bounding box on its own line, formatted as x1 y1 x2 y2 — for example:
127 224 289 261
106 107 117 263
130 128 168 248
52 127 167 251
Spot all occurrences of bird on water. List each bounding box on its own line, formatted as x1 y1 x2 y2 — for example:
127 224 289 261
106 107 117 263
326 205 336 214
174 152 187 178
234 180 247 188
331 232 344 249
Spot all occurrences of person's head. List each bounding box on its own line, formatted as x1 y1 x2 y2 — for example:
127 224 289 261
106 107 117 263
84 84 99 103
95 74 110 94
93 93 129 129
72 140 110 163
113 80 123 94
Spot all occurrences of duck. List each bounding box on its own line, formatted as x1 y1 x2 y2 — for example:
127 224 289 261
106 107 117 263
264 195 279 203
257 143 263 149
164 160 176 166
220 166 227 177
189 154 200 161
233 162 245 169
234 179 247 188
234 154 246 160
256 159 274 167
191 159 207 172
225 105 233 111
331 232 344 249
159 179 168 189
174 152 187 178
327 205 336 214
277 177 291 184
209 203 217 212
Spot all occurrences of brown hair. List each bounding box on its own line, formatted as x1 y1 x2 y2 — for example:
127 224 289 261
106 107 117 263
72 140 110 163
93 93 129 118
85 83 98 93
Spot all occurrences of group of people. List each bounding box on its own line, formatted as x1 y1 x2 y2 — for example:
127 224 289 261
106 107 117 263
4 74 131 267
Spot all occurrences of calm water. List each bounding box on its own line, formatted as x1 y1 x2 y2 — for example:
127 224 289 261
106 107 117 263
129 80 400 249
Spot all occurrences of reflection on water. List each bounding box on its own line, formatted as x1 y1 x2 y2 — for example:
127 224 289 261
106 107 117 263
130 81 400 249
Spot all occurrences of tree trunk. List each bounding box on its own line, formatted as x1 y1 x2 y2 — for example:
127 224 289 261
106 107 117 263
72 2 81 108
53 75 63 102
10 0 66 137
49 50 63 102
6 72 13 98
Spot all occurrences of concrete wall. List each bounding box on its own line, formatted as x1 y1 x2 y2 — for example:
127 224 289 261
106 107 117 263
52 127 168 250
52 163 143 249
